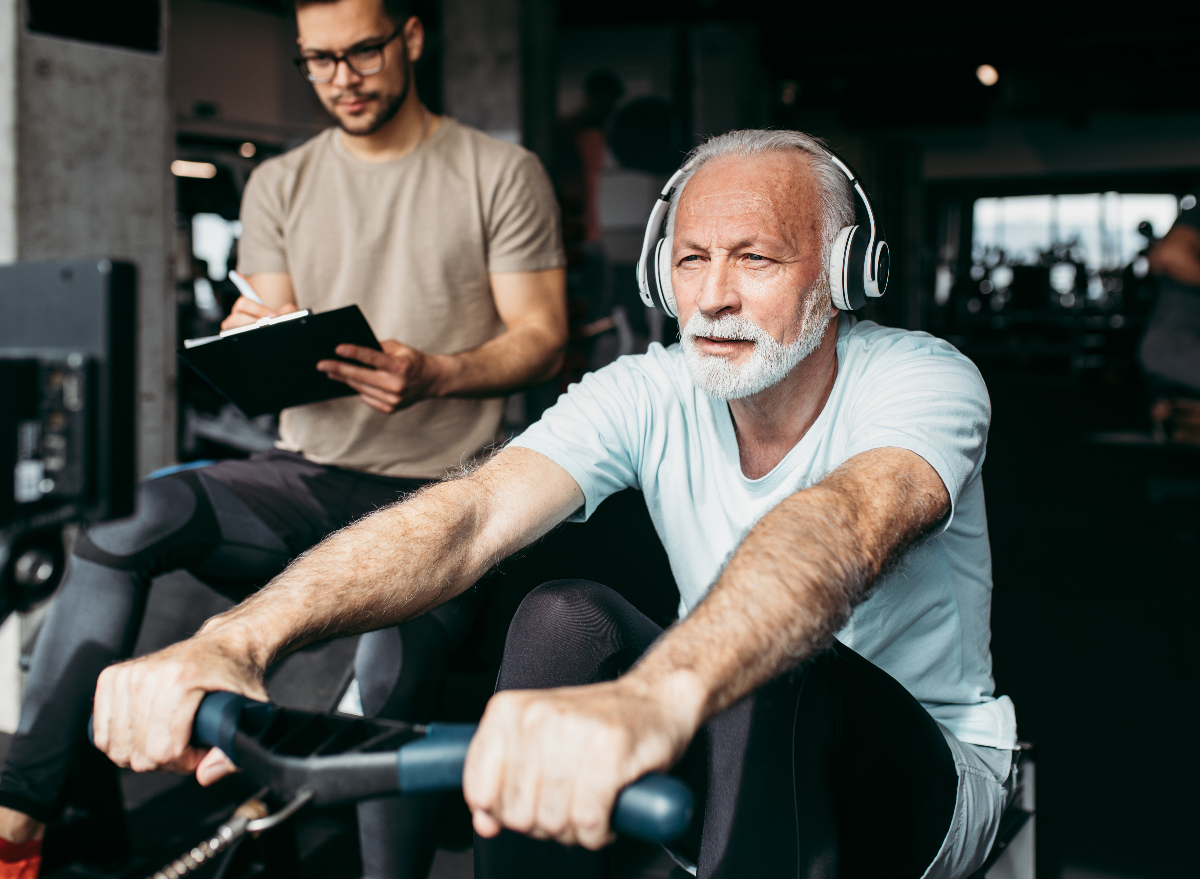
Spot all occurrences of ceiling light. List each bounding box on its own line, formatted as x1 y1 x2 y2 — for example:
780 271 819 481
171 160 217 179
976 64 999 87
239 142 257 158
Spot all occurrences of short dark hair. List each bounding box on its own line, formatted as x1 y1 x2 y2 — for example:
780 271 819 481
291 0 414 26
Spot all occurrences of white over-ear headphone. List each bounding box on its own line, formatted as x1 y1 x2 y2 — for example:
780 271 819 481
636 145 889 317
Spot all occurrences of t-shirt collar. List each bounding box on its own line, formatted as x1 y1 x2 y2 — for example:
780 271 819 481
707 312 851 491
329 115 450 168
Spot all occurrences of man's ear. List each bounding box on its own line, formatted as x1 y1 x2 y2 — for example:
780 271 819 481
403 16 425 63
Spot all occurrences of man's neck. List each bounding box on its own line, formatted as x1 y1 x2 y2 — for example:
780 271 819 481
339 91 437 163
729 316 840 480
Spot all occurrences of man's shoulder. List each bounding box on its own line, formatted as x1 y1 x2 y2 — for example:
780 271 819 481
840 318 986 397
436 118 545 177
843 318 975 369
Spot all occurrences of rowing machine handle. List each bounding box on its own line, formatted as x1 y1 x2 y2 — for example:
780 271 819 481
196 692 693 844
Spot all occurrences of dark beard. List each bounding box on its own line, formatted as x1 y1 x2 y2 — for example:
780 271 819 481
334 56 412 137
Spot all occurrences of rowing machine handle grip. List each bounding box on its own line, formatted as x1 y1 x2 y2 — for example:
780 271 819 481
195 693 695 845
85 689 253 752
397 722 694 843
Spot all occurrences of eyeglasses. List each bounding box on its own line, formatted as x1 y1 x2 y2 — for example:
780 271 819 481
294 26 403 84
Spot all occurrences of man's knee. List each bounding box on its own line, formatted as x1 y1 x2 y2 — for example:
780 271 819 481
499 580 660 692
508 579 612 640
73 473 219 574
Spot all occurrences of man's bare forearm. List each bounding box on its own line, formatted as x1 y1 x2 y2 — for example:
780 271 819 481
625 448 951 728
195 480 487 671
194 448 581 673
430 267 567 399
432 321 565 399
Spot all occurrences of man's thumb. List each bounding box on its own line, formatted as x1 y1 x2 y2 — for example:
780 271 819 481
196 747 238 786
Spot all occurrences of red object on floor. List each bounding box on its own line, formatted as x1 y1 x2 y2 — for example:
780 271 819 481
0 837 41 878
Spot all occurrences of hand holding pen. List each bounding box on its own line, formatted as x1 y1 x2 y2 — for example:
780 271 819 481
221 270 298 331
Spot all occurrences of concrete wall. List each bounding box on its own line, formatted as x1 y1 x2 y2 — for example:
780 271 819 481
0 0 15 265
442 0 521 142
18 29 175 477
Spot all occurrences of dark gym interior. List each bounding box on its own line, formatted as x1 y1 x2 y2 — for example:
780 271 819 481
1 1 1197 878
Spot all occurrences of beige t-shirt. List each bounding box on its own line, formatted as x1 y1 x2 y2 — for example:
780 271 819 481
237 119 565 478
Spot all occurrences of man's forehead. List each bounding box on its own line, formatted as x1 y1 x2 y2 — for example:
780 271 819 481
682 153 816 211
676 152 820 237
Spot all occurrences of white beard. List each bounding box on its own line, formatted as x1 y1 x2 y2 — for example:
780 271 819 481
681 284 832 400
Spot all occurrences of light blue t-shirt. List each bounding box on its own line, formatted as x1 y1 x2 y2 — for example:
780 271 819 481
511 314 1016 749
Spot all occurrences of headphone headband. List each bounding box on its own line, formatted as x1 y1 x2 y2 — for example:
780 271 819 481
636 140 889 318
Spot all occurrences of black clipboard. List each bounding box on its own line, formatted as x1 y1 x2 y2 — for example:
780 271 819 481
179 305 382 417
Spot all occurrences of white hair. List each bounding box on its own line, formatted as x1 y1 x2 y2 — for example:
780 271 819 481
664 129 856 269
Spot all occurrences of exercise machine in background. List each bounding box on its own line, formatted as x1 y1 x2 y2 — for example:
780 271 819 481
0 259 137 624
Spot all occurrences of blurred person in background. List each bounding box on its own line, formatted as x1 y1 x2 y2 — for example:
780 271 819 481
553 70 626 386
557 69 624 254
0 0 565 877
1142 191 1200 444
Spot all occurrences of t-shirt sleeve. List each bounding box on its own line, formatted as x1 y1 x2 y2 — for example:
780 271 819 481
508 359 647 520
1174 190 1200 234
236 163 290 276
485 149 566 275
842 337 990 530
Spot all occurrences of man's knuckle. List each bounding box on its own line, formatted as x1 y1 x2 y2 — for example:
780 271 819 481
538 808 567 837
463 787 488 812
500 795 533 832
521 701 552 729
489 693 520 720
572 796 611 834
575 828 604 851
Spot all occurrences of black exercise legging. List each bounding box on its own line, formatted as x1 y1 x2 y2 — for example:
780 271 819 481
0 453 448 843
474 580 959 879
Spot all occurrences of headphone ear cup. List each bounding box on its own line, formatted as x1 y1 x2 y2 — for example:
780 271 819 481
828 225 856 311
654 237 677 318
869 240 890 298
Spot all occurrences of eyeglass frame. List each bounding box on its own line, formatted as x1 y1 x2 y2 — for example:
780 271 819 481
293 24 404 84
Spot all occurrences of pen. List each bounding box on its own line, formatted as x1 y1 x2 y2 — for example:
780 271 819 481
228 270 266 306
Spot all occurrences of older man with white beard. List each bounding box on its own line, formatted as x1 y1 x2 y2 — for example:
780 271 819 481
92 130 1016 879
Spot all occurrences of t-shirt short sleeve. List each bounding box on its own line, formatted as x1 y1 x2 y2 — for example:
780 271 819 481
841 335 990 530
510 358 647 520
1175 190 1200 234
485 150 566 275
236 162 290 276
